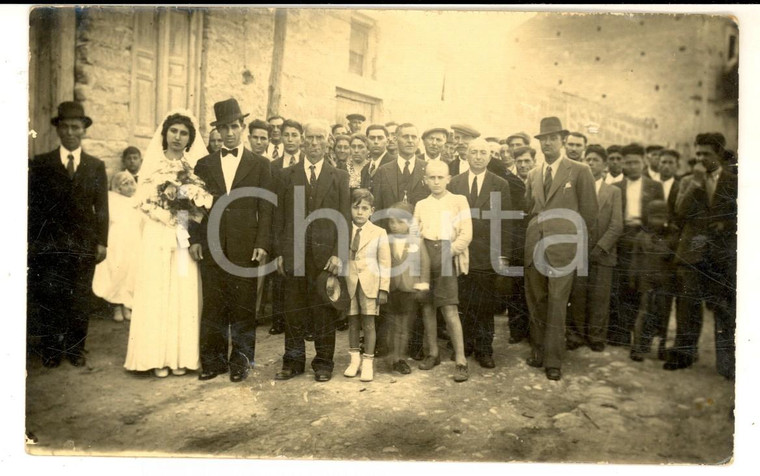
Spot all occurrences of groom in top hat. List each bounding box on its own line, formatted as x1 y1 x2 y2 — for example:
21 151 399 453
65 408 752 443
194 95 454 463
28 101 109 368
189 98 274 383
523 116 597 381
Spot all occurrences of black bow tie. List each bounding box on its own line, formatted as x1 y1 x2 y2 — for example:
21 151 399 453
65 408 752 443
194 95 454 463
222 148 238 157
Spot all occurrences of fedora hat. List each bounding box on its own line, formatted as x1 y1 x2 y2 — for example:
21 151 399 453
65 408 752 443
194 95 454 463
316 271 350 312
51 101 92 128
534 117 569 139
210 98 249 127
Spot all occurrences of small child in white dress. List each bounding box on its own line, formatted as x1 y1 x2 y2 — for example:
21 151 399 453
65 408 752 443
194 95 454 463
92 171 141 322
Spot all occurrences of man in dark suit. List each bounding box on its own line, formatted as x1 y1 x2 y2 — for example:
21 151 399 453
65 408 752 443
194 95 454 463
419 127 448 162
28 102 108 368
449 139 511 368
360 124 395 190
273 120 350 382
666 133 736 377
567 145 623 352
189 98 274 383
371 123 430 212
608 144 664 347
523 117 598 381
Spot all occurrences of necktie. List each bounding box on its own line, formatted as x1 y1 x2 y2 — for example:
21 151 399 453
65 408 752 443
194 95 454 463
288 154 296 167
350 226 361 260
309 165 317 187
402 160 411 179
706 173 717 206
66 154 75 179
470 176 479 207
369 162 376 176
222 148 238 157
272 145 280 161
544 165 553 198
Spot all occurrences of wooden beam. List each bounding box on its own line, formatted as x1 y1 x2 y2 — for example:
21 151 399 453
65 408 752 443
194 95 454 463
266 8 287 119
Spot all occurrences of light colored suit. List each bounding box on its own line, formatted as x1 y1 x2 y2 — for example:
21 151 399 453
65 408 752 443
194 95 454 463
592 182 623 267
523 155 598 370
347 221 391 299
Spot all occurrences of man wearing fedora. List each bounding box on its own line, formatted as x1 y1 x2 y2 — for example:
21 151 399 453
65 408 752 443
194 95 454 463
189 98 274 383
523 116 597 381
272 119 350 382
28 101 109 368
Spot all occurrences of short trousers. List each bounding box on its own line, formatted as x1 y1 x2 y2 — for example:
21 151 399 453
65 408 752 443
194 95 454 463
349 281 379 316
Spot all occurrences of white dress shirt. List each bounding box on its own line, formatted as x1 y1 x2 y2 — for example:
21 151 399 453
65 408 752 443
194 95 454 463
661 176 675 201
423 153 442 163
267 143 284 161
304 158 325 182
649 169 661 182
59 146 82 172
542 154 565 180
595 177 604 196
605 172 624 184
367 152 387 176
467 170 487 200
396 155 416 175
624 178 643 225
457 157 470 174
220 145 243 194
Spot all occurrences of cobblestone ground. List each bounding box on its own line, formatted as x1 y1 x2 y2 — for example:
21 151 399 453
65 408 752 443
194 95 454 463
25 310 734 465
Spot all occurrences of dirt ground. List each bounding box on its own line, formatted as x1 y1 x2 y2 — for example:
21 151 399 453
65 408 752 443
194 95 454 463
24 309 734 465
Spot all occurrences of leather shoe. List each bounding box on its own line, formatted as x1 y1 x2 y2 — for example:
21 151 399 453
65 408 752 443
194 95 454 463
477 355 495 369
304 332 315 342
336 320 349 332
545 367 562 381
526 357 543 368
392 360 412 374
629 351 645 362
199 370 221 381
663 355 694 371
509 335 525 344
268 325 284 335
275 368 303 380
418 354 441 370
566 340 584 351
230 366 249 383
589 342 605 352
68 354 86 367
314 369 332 382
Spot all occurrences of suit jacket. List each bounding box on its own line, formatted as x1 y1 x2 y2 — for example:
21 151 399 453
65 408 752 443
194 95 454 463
613 176 664 228
190 148 274 266
504 173 528 265
486 157 508 181
672 169 737 268
591 181 624 267
360 152 394 190
371 158 430 213
273 160 351 275
524 156 598 268
346 221 391 299
449 158 468 177
665 177 680 219
28 149 109 254
389 235 431 293
448 171 512 271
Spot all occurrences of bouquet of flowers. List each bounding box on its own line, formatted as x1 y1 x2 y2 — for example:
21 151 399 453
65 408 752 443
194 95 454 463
138 157 213 228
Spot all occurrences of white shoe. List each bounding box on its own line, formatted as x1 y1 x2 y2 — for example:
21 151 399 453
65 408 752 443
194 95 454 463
113 306 124 322
123 307 132 321
153 368 169 378
171 368 186 376
360 354 374 382
344 350 361 378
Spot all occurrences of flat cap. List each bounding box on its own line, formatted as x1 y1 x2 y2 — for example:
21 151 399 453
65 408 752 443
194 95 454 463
347 113 366 121
450 124 480 138
506 132 531 145
422 127 449 139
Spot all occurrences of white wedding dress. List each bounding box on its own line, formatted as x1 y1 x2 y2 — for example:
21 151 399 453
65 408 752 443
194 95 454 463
124 110 208 372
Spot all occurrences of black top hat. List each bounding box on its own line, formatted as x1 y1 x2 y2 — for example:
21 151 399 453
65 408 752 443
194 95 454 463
210 98 250 127
534 117 569 139
51 101 93 128
316 271 350 312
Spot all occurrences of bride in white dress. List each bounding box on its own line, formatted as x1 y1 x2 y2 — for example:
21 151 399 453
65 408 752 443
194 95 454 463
124 110 212 377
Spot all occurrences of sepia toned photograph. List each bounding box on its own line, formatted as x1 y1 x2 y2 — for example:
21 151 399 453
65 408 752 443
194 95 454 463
16 4 752 472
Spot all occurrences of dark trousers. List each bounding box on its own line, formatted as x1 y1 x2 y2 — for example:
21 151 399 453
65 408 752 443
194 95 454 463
608 229 639 344
28 251 96 362
568 264 613 346
459 269 498 357
282 258 337 373
674 262 735 378
525 264 574 369
506 275 529 341
267 271 286 329
199 261 258 373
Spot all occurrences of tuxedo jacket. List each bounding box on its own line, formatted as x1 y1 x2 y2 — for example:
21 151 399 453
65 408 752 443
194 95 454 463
524 157 598 268
28 149 109 254
591 181 624 267
346 221 391 299
448 171 512 271
613 176 664 229
371 158 430 213
360 152 395 190
672 169 737 268
273 161 351 275
190 148 274 266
